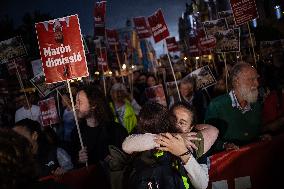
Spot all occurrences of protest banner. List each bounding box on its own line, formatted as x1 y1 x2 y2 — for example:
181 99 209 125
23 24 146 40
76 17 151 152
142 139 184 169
117 28 133 53
215 28 240 53
188 37 202 57
106 29 120 52
30 71 64 97
148 9 170 43
209 134 284 189
145 84 167 107
0 36 27 64
184 65 216 90
203 18 227 37
35 14 89 84
38 97 59 126
96 47 108 96
94 1 106 37
166 37 179 52
133 17 152 39
230 0 258 26
6 58 27 79
96 47 108 72
218 10 235 29
198 35 216 54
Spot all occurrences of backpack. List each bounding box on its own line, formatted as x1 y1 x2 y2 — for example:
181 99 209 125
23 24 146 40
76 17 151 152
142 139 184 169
124 150 190 189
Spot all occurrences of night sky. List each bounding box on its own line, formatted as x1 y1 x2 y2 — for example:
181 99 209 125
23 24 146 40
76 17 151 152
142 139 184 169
1 0 190 55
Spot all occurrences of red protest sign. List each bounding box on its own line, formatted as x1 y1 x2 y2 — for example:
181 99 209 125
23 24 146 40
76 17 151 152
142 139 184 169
198 35 216 54
94 1 106 37
133 17 152 39
188 37 201 57
35 15 89 84
147 9 170 43
39 97 59 126
106 29 120 51
230 0 258 26
166 37 179 52
96 47 108 72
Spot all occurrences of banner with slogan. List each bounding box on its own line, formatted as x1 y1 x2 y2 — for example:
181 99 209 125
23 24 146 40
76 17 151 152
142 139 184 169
133 17 152 39
188 30 216 57
106 29 120 51
94 1 107 37
117 28 133 53
6 57 28 79
184 65 216 90
96 47 108 72
188 37 201 57
166 37 179 52
215 28 240 53
197 30 216 54
30 71 64 97
208 134 284 189
145 84 167 107
198 36 216 53
0 36 27 64
218 10 235 29
35 15 89 84
230 0 258 26
147 9 170 43
203 18 228 37
39 97 59 126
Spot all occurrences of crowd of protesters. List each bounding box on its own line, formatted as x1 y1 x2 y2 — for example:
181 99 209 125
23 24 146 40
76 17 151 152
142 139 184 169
1 52 284 189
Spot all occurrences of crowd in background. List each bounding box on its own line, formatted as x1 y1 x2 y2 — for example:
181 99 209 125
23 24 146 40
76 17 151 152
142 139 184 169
0 51 284 189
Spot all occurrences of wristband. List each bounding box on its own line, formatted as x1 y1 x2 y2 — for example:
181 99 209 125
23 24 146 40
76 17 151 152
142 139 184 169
179 150 191 157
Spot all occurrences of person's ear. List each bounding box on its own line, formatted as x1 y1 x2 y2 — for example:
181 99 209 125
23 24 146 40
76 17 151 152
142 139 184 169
31 132 38 142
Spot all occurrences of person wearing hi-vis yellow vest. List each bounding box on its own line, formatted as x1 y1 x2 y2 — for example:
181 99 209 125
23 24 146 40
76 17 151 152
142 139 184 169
110 83 140 134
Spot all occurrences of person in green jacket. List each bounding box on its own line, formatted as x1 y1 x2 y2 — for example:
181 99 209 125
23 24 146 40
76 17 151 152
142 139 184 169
110 83 139 134
205 62 269 152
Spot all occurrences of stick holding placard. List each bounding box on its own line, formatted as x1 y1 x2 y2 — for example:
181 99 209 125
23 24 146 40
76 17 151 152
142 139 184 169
115 45 125 83
165 40 181 101
14 60 33 118
99 47 107 97
66 79 88 167
247 22 257 68
222 53 229 93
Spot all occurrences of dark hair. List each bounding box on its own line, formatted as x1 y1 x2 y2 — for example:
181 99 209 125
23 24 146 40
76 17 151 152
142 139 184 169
170 102 197 127
43 127 59 146
146 74 157 85
137 102 177 134
14 119 50 158
78 84 115 124
0 129 37 189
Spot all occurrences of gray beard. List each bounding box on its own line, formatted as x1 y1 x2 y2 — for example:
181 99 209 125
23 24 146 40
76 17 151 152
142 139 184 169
240 86 258 103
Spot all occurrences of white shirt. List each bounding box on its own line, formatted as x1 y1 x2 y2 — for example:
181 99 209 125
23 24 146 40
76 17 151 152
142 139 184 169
15 105 41 123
